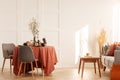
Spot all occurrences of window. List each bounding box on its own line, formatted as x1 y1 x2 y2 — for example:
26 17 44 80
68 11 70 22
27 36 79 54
75 25 89 64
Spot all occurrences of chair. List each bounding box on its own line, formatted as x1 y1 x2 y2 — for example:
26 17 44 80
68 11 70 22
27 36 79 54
1 43 15 73
17 46 38 77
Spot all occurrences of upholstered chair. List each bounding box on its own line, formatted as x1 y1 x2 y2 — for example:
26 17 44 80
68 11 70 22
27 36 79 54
17 46 38 77
1 43 15 73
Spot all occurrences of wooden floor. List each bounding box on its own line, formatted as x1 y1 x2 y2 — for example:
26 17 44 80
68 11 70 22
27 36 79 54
0 68 110 80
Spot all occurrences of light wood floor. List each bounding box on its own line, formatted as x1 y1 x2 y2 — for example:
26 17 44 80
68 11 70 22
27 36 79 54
0 68 110 80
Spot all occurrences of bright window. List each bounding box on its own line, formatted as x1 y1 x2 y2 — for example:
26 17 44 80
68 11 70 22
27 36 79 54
75 25 89 64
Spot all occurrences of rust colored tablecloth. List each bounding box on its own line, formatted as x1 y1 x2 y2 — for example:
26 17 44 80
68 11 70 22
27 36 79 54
12 46 58 76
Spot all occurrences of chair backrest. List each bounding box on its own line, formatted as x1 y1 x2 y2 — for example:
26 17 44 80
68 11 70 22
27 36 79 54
2 43 15 58
18 46 35 62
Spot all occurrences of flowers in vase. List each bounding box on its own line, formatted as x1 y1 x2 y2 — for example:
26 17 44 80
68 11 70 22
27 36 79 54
29 17 39 37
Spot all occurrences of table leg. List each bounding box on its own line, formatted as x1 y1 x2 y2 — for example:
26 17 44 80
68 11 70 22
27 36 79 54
97 59 101 77
94 62 96 74
78 58 81 74
81 61 84 78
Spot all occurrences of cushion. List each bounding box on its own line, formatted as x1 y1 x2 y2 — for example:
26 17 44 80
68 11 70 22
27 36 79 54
102 45 108 55
106 44 116 56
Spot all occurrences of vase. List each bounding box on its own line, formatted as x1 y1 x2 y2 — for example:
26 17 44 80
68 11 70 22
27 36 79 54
33 35 40 47
33 36 36 46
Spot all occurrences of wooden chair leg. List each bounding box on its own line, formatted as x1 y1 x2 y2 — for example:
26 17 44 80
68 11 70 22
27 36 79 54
103 66 106 71
30 62 34 78
35 61 38 74
18 62 23 76
24 63 26 75
40 65 44 79
1 58 6 72
42 66 45 77
10 59 12 73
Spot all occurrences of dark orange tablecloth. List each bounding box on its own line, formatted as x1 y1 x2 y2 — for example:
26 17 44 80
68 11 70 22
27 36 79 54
12 46 58 76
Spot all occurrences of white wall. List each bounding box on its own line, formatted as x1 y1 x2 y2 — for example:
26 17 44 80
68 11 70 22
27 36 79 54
0 0 17 68
0 0 119 68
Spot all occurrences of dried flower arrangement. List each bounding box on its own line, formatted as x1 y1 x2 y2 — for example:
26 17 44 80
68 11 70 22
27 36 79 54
29 17 39 46
29 17 39 37
97 29 106 56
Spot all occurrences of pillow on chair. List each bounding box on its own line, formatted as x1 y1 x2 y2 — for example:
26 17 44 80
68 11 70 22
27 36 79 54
106 44 115 56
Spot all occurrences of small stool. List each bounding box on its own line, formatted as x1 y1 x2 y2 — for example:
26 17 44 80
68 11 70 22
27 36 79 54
110 64 120 80
78 57 101 77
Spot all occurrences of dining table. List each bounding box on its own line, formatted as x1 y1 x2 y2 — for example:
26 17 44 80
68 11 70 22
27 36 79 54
12 46 58 76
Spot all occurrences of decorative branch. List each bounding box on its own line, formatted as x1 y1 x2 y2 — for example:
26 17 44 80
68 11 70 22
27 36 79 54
97 29 106 56
29 17 39 37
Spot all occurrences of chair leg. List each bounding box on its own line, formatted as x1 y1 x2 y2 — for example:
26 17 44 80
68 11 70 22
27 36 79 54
35 61 38 74
42 66 44 79
18 62 23 76
30 62 34 78
1 58 6 72
24 62 26 75
103 66 106 71
10 59 12 73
